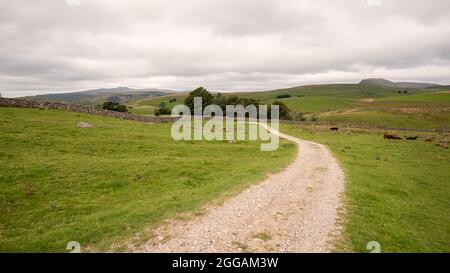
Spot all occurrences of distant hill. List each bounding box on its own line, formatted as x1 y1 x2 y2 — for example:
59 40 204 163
133 83 409 115
21 79 445 108
23 87 176 106
359 78 439 89
424 85 450 90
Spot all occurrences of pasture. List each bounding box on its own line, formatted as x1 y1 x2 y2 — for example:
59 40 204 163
282 124 450 252
135 85 450 130
0 107 296 252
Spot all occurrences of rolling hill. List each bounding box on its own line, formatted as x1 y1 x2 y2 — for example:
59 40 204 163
359 78 440 89
131 82 449 130
130 83 420 114
20 80 449 129
23 87 176 106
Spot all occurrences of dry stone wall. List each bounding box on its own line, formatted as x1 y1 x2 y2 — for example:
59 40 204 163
0 98 178 123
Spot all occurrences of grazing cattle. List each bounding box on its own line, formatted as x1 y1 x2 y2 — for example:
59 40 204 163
330 127 339 132
406 136 418 140
383 133 402 140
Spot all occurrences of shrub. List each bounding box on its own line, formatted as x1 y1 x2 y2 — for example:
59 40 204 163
294 112 306 121
154 107 171 116
276 94 291 99
102 102 128 112
115 104 128 112
155 101 172 116
214 93 226 110
271 101 292 120
169 98 177 103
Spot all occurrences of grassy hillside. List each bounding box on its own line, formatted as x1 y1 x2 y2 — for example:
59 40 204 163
318 109 450 129
24 87 174 106
131 84 400 114
127 94 188 116
377 92 450 103
270 96 354 113
319 92 450 129
0 107 296 252
26 82 444 127
282 124 450 252
238 84 403 99
133 84 450 130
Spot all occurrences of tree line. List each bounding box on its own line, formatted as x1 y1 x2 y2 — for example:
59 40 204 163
179 87 292 120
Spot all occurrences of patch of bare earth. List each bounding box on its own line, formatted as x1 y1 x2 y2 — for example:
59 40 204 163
359 98 374 103
320 108 361 117
133 125 345 253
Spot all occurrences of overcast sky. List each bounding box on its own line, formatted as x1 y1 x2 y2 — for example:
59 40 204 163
1 0 449 97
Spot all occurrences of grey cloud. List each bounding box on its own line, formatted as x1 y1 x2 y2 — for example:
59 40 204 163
0 0 449 97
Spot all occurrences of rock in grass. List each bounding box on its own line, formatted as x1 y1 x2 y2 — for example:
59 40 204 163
77 122 94 129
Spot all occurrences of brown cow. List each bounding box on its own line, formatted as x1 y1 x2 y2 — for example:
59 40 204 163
383 133 402 140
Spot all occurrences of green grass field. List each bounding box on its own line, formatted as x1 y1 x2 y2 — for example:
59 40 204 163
266 96 354 113
236 84 404 100
281 124 450 252
314 91 450 129
127 105 158 116
318 109 450 129
136 94 187 108
377 92 450 103
133 85 449 130
127 94 188 116
0 107 296 252
3 83 449 253
133 84 400 113
128 85 450 255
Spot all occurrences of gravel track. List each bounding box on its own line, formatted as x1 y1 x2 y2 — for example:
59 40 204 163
135 124 345 253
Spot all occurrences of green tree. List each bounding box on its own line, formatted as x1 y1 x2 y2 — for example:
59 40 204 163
271 100 292 120
214 92 227 111
184 87 214 114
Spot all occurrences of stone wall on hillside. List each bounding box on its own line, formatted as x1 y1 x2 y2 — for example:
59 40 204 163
0 97 178 123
